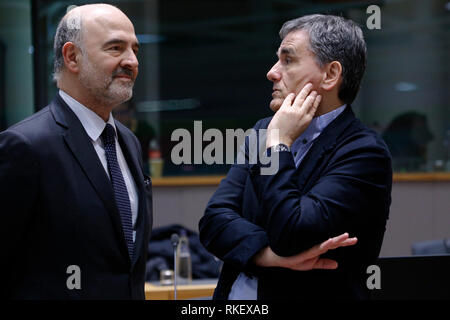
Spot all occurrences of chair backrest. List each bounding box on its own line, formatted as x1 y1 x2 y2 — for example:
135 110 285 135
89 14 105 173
411 238 450 255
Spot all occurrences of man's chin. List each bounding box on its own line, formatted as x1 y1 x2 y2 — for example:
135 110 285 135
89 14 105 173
269 99 282 112
101 86 133 106
111 82 133 96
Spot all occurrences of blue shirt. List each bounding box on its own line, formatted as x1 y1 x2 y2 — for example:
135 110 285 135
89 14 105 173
228 104 347 300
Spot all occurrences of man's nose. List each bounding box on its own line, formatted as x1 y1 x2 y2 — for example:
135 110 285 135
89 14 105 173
267 62 281 82
121 48 139 70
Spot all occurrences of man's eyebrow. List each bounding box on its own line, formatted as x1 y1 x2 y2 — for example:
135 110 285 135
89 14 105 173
276 47 295 58
102 38 140 50
279 47 295 56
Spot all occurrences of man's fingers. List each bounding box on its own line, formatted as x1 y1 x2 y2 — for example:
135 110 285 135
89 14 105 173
291 258 338 271
310 94 322 115
292 83 313 108
319 233 349 250
280 93 295 109
286 233 357 268
317 233 358 252
301 91 318 111
329 234 358 249
298 241 330 261
340 237 358 247
330 232 350 245
313 259 338 270
304 233 349 258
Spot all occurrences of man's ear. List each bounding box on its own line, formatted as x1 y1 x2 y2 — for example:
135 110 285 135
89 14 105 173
61 42 81 73
321 61 342 91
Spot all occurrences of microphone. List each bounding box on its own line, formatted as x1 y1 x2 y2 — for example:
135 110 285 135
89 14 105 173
171 233 179 247
170 233 180 300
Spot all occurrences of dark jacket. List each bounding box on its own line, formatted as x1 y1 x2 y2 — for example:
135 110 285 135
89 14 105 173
0 94 153 299
199 106 392 299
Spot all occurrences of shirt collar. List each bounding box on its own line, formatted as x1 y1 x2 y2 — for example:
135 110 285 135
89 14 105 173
59 89 116 141
292 104 347 148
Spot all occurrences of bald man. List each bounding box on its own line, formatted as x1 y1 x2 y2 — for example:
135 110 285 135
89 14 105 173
0 4 152 299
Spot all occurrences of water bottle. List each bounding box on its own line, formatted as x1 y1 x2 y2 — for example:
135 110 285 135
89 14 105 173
176 230 192 284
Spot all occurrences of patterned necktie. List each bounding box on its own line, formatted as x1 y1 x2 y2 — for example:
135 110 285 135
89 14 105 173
101 123 134 259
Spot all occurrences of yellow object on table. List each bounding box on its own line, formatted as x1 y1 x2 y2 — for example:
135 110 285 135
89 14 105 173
145 280 217 300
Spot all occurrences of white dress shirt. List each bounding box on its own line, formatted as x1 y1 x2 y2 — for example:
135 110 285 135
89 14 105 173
228 104 347 300
59 90 139 242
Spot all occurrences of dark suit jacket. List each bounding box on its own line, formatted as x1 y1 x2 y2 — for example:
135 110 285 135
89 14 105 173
199 106 392 299
0 94 153 299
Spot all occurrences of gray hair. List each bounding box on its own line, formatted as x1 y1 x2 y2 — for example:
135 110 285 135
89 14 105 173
280 14 367 105
53 8 83 82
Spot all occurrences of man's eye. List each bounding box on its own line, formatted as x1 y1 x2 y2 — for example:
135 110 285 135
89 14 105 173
110 46 120 51
284 58 291 64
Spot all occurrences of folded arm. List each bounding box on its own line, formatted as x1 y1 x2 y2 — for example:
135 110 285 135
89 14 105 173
198 118 364 271
250 139 391 257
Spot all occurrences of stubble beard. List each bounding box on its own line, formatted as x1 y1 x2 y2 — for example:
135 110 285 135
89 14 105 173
79 54 134 108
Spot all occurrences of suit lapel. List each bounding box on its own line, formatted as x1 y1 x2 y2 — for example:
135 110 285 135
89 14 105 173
297 105 357 191
50 95 131 261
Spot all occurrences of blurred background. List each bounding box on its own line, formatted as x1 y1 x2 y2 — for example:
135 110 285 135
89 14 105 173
0 0 449 259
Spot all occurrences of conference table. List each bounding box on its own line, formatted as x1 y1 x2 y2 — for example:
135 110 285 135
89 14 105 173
145 279 217 300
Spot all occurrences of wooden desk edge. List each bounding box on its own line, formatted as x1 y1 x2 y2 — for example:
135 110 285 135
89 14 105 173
393 172 450 182
151 173 450 186
152 175 224 186
145 282 217 300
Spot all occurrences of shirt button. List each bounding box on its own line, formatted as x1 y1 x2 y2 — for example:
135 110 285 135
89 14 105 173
302 139 307 144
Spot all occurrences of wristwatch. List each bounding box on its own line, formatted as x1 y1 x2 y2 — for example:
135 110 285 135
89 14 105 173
270 143 291 153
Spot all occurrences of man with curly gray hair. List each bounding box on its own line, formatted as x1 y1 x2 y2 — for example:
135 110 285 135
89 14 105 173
200 14 392 300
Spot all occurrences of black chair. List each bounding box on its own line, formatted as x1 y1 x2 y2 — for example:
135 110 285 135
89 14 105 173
411 238 450 255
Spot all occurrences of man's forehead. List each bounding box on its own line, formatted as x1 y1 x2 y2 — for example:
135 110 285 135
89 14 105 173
278 30 309 55
86 15 134 33
82 13 138 45
77 4 127 21
78 4 135 34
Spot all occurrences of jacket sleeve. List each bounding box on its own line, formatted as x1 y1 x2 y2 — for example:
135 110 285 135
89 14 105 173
198 120 270 271
0 129 39 295
250 133 392 257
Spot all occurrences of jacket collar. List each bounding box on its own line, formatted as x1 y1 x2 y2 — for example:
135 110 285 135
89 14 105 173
296 105 357 189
